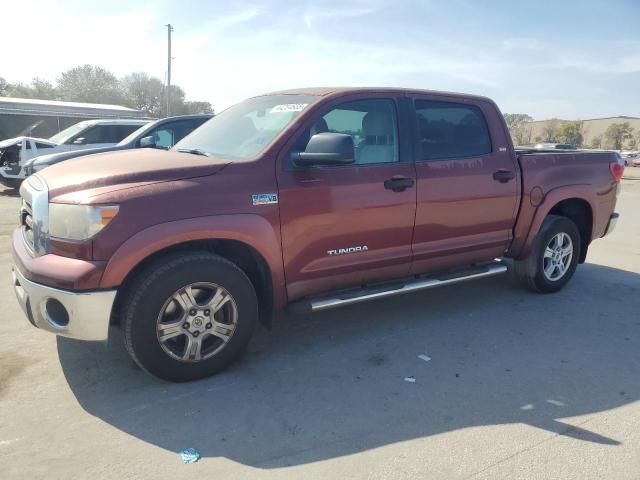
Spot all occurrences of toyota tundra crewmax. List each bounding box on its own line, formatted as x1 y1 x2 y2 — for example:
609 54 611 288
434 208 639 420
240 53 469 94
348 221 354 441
11 87 622 381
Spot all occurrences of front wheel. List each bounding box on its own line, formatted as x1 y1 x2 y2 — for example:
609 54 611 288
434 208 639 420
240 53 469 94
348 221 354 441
514 215 581 293
121 251 258 382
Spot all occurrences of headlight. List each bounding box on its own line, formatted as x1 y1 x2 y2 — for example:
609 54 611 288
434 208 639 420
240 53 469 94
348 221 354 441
49 204 119 240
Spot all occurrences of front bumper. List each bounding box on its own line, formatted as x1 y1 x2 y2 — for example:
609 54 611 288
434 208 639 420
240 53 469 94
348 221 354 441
12 266 116 341
603 212 619 237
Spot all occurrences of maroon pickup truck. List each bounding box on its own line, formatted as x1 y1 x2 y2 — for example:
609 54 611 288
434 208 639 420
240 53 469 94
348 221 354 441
12 87 622 381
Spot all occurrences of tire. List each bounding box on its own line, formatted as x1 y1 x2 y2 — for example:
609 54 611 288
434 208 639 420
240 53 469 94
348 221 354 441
121 251 258 382
514 215 581 293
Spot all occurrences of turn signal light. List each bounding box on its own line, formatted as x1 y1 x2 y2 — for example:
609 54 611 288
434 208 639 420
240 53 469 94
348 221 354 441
100 207 120 225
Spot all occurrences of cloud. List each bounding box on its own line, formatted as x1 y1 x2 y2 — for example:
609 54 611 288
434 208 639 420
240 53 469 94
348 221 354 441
2 0 638 119
302 0 380 31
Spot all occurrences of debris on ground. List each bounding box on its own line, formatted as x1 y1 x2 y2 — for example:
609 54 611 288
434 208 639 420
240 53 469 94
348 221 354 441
418 354 431 362
404 376 416 383
179 447 201 464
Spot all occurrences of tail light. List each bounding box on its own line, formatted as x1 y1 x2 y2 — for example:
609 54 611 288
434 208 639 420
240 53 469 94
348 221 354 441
610 161 624 183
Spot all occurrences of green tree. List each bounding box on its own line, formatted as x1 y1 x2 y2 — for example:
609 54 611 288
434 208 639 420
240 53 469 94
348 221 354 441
121 72 164 116
57 65 125 105
5 78 58 100
591 135 603 149
0 77 9 96
503 113 533 145
3 66 215 116
541 120 560 142
180 101 214 115
604 122 634 150
556 120 583 147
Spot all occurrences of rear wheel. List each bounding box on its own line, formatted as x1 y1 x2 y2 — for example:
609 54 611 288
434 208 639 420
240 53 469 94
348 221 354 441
514 215 581 293
121 251 258 382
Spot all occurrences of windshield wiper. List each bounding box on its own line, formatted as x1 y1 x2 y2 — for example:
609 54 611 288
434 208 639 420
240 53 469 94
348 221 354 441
176 148 211 157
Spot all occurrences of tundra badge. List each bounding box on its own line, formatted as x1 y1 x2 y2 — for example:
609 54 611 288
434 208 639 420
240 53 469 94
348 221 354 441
327 246 369 256
252 193 278 205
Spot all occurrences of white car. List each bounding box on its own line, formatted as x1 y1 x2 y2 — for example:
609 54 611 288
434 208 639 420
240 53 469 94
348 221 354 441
0 118 149 187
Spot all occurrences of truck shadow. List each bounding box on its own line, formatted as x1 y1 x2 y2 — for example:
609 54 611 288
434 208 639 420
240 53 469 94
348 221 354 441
57 262 640 468
0 186 20 197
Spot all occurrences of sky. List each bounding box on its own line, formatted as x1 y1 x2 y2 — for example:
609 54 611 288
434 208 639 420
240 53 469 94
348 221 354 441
3 0 639 120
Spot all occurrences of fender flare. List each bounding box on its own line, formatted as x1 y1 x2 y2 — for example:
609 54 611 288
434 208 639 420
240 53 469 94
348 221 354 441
514 185 596 259
99 214 287 309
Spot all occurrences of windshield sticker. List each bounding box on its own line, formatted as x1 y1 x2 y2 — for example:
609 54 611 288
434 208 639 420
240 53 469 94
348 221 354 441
270 103 308 113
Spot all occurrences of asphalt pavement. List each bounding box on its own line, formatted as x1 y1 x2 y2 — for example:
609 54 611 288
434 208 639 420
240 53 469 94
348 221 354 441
0 170 639 479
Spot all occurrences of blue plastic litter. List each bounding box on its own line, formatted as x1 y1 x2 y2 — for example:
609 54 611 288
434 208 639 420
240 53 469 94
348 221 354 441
179 447 201 464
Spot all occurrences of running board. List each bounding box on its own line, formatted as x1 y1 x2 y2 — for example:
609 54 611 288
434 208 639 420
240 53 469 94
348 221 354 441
290 262 507 313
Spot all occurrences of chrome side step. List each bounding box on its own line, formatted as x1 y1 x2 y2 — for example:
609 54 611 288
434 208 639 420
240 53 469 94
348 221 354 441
290 262 507 313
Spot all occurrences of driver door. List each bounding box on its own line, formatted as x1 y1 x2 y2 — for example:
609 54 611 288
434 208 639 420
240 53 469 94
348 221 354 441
277 96 417 301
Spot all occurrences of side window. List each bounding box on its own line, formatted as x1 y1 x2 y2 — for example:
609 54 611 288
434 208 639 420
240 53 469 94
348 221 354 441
150 127 175 149
82 125 114 143
169 120 201 144
149 120 207 149
414 100 492 160
35 142 53 150
118 124 141 139
83 125 135 144
301 99 399 164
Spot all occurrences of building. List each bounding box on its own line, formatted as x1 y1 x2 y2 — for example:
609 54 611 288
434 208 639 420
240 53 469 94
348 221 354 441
524 116 640 149
0 97 149 140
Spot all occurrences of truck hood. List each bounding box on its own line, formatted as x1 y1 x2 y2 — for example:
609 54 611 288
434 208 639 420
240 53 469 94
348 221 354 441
40 148 232 199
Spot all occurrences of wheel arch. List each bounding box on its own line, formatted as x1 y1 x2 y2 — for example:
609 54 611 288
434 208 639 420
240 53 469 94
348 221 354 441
547 198 593 263
102 215 287 329
514 187 596 262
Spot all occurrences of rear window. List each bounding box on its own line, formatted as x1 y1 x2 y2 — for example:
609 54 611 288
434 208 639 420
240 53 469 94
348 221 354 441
414 100 492 160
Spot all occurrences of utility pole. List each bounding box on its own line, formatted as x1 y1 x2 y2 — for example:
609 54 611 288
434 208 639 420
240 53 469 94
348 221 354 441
165 23 173 117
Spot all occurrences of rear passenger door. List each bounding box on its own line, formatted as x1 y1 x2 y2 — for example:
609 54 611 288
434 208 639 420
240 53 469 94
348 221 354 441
410 96 520 274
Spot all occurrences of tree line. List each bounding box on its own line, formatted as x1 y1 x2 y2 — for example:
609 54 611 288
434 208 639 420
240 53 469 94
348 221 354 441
0 65 213 117
504 113 638 150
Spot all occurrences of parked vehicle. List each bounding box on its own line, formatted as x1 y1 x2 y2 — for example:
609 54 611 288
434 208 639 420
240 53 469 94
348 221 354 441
12 87 621 382
0 119 150 187
23 114 212 176
620 151 639 167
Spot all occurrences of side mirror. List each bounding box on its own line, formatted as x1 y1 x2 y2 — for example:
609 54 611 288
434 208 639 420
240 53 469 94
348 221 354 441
139 135 156 148
73 137 86 145
291 132 355 166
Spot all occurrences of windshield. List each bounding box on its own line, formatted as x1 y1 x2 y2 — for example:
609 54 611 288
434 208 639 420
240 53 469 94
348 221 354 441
48 122 89 144
173 94 318 159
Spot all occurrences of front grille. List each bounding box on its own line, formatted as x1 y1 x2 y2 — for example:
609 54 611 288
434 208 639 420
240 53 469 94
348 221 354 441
21 200 34 250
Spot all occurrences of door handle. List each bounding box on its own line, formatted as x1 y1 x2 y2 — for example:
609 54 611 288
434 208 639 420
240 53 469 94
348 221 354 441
493 170 515 183
384 177 415 192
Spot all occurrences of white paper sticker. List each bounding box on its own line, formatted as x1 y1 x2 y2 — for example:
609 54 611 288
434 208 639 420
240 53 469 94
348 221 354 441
270 103 308 113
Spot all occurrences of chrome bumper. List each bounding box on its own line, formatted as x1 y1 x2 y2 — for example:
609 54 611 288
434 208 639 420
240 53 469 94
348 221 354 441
12 267 117 341
603 213 619 237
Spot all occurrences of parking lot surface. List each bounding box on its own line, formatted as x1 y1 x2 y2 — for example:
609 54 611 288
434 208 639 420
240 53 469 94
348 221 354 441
1 170 639 479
